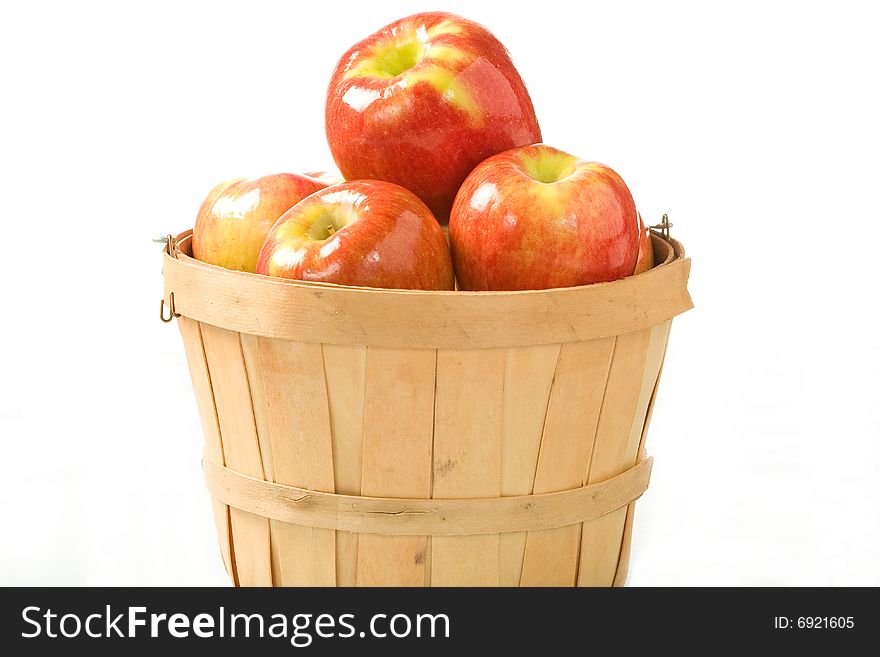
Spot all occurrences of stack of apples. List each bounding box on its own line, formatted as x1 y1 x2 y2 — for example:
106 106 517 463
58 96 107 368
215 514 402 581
193 12 654 291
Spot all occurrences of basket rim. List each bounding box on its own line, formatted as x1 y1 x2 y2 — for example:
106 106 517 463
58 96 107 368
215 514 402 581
168 229 682 298
162 229 692 348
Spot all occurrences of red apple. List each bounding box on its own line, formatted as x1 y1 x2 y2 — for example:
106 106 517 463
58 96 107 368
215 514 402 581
325 12 542 223
193 173 328 272
449 144 640 290
633 213 655 275
256 180 454 290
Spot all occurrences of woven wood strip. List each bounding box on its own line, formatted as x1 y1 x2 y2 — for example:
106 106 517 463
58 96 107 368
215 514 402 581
203 454 653 537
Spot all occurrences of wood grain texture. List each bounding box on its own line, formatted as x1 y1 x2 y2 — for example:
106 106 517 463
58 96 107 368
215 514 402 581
499 344 560 586
577 328 652 587
625 323 672 479
357 348 436 586
177 317 233 578
200 323 271 586
204 454 651 538
612 503 637 586
255 337 336 586
322 344 367 587
240 333 274 484
520 338 616 586
610 320 673 585
204 454 652 536
431 349 506 586
164 233 692 349
637 321 674 456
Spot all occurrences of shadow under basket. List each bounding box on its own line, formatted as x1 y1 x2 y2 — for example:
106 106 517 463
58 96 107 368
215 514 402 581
161 230 692 586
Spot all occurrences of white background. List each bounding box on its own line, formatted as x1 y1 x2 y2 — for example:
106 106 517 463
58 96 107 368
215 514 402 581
1 0 878 586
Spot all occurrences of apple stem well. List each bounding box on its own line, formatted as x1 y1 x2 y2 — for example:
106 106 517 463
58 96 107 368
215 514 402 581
356 36 426 78
307 213 347 241
522 151 579 184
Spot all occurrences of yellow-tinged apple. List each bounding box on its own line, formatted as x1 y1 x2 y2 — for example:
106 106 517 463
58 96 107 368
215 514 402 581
192 173 328 272
633 213 655 275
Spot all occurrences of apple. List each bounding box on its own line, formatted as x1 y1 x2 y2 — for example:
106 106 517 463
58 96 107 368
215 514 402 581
193 173 328 272
448 144 639 290
256 180 454 290
633 213 655 275
325 11 542 223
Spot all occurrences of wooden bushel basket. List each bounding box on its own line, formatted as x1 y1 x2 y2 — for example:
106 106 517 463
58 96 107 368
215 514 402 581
161 227 692 586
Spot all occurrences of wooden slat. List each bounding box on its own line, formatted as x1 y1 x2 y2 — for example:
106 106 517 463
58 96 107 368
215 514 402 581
577 327 653 586
637 321 673 456
612 503 637 586
200 323 271 586
177 317 234 579
431 349 506 586
519 338 616 586
322 344 367 587
240 333 274 484
611 320 673 585
357 348 436 586
239 333 276 584
255 337 336 586
499 344 560 586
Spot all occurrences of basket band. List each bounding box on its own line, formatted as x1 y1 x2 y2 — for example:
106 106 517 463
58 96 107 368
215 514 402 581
203 454 653 536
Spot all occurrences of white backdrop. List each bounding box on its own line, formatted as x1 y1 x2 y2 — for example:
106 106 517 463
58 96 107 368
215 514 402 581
1 0 878 586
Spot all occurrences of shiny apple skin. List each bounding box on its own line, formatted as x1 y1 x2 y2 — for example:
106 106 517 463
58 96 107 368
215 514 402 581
325 12 542 223
633 213 655 275
193 173 328 272
449 145 640 291
304 170 345 185
256 180 454 291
